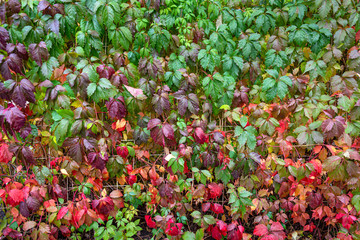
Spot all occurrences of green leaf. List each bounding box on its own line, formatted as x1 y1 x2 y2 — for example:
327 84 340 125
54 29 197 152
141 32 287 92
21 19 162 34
195 229 204 240
262 78 276 91
203 215 216 225
41 57 59 78
182 232 195 240
352 195 360 212
87 83 97 97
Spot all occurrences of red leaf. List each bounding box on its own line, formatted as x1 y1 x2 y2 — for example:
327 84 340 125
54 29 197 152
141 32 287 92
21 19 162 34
8 189 24 206
165 219 183 236
116 146 129 158
270 222 283 232
194 127 207 144
3 227 22 239
147 120 176 147
211 226 222 240
216 220 227 234
254 224 268 236
57 207 68 220
208 183 223 199
126 175 137 186
92 197 114 216
0 143 12 163
145 215 156 228
356 30 360 42
211 203 224 214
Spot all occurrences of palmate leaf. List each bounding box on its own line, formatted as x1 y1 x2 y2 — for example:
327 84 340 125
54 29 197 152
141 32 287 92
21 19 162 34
152 86 170 115
198 47 220 72
334 27 356 51
165 71 183 90
108 26 132 50
222 51 243 78
287 25 309 47
93 0 120 26
1 54 23 80
29 41 49 66
0 105 26 131
138 57 163 79
106 97 127 120
307 25 331 54
321 116 345 139
41 56 59 78
304 59 326 80
209 24 232 53
88 152 108 170
265 49 288 69
330 71 358 97
202 73 235 107
51 109 74 145
222 8 245 37
234 116 257 149
147 118 176 147
168 53 186 71
288 1 307 22
238 33 261 60
3 79 35 108
173 90 199 116
87 78 117 103
254 10 276 34
148 27 171 53
262 71 292 101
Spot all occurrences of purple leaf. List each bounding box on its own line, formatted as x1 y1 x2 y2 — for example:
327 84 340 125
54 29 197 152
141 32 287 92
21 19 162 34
213 132 224 145
46 19 60 35
0 27 9 50
8 79 35 108
1 105 26 131
138 57 163 78
162 123 174 140
105 97 127 120
87 152 108 170
26 196 41 212
19 202 30 217
29 41 49 66
148 120 176 147
159 182 174 198
321 116 345 139
152 88 170 115
96 64 115 79
7 0 21 14
63 137 83 162
37 0 50 12
147 118 161 130
111 73 128 87
1 54 23 79
22 146 35 165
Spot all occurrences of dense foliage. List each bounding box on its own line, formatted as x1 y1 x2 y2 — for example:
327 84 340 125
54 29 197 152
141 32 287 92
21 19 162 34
1 0 360 239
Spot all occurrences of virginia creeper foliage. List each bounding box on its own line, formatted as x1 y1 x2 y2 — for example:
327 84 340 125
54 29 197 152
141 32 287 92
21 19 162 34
0 0 360 239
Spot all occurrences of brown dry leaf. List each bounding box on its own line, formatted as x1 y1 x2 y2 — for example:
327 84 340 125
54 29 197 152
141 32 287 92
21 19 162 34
23 221 37 231
110 190 123 198
116 175 126 185
39 222 50 234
